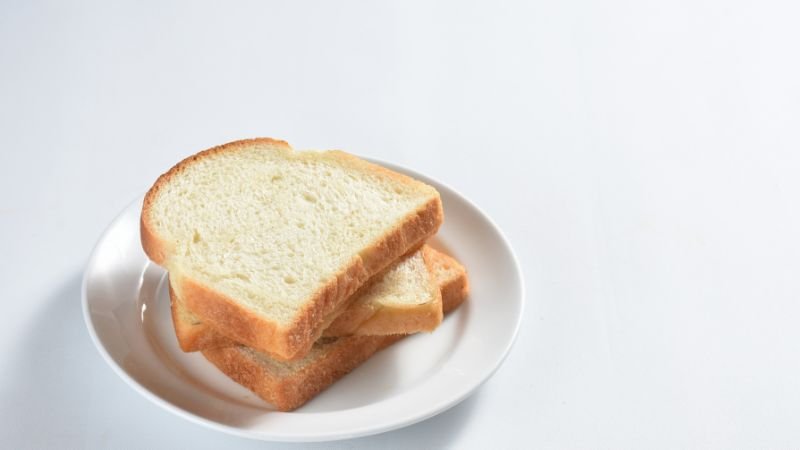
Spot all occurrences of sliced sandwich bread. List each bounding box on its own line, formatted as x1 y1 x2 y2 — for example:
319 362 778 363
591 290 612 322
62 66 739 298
201 249 468 411
142 138 443 360
322 247 443 336
170 246 444 352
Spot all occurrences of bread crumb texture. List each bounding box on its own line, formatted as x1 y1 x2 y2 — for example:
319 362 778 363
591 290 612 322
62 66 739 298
147 141 437 325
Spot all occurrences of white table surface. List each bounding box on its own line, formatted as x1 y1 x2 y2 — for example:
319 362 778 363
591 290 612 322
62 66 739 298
2 1 800 448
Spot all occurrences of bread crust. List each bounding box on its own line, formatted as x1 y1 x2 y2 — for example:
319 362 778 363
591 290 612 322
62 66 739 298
439 269 469 314
201 261 468 411
142 138 443 360
202 337 386 411
425 246 470 314
169 281 236 352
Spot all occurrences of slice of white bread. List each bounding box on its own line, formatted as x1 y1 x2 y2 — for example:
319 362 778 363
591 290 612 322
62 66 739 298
201 249 468 411
170 246 444 352
322 246 443 336
142 138 443 360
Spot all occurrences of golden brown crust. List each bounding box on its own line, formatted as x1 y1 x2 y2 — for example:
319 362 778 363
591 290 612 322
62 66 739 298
179 275 288 356
200 262 469 411
425 247 470 314
169 282 236 352
140 215 171 267
440 273 469 314
143 138 443 361
201 336 387 411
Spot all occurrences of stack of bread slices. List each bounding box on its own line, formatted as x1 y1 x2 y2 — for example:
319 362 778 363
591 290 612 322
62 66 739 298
140 138 468 411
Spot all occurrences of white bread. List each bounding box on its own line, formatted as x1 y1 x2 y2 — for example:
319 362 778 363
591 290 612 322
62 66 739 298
322 247 443 336
201 249 468 411
170 246 444 352
142 138 443 360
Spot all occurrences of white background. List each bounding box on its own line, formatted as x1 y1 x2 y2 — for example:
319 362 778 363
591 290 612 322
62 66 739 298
2 1 800 448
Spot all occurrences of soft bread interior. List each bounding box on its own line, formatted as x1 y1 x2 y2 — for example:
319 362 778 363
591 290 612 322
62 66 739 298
147 141 438 326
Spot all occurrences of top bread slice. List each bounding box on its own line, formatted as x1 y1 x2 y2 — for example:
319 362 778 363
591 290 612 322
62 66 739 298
141 138 443 360
170 246 444 352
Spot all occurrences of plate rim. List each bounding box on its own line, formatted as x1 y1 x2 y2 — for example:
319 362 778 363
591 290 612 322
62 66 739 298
81 157 526 442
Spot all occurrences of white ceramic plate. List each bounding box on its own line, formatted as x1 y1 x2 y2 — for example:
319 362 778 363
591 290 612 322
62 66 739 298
82 160 524 442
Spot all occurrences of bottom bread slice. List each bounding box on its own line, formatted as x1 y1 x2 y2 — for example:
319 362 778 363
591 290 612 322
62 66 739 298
201 248 468 411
